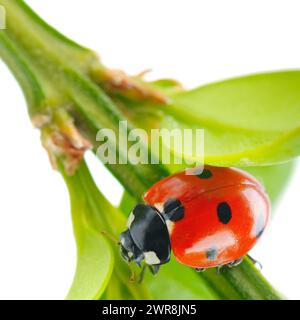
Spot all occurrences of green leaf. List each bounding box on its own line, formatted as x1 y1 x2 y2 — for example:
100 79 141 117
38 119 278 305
119 72 300 168
63 163 114 300
66 230 114 300
166 71 300 166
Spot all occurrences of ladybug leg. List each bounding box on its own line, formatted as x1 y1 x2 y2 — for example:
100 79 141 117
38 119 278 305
216 265 223 275
227 258 243 268
195 267 206 272
134 254 144 267
138 264 147 283
247 254 262 270
138 263 161 283
148 264 160 275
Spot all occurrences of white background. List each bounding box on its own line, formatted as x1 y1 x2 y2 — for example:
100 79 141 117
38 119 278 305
0 0 300 299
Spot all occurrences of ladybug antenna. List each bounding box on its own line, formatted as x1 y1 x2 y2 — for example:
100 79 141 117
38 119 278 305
100 230 120 245
138 264 147 283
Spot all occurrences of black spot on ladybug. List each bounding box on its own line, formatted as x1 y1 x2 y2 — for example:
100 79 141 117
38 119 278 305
217 202 232 224
164 198 180 214
206 247 217 261
163 198 184 222
197 169 212 179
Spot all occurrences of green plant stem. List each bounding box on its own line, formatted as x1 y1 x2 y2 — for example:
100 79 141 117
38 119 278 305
200 258 281 300
0 0 168 196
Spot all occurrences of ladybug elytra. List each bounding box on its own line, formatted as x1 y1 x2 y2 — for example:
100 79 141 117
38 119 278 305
120 165 270 274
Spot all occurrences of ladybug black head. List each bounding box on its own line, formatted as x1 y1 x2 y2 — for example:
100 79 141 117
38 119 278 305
119 229 144 265
119 204 171 270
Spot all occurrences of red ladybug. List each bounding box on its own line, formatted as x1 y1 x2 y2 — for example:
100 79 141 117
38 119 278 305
120 165 270 273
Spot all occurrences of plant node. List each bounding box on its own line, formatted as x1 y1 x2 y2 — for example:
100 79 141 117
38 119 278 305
40 109 91 175
91 66 169 104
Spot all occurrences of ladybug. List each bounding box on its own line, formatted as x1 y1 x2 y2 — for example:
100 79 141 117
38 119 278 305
119 165 270 274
